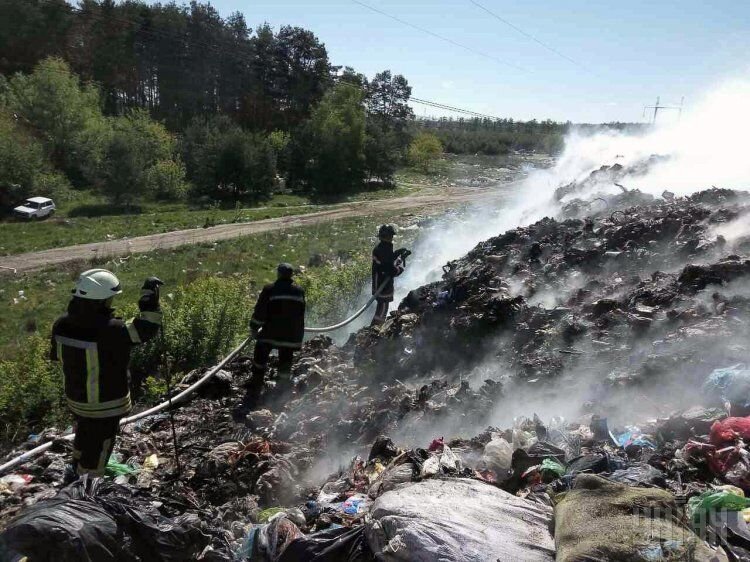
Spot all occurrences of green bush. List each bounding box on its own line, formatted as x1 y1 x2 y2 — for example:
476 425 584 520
129 276 252 376
36 171 73 202
102 110 180 204
0 112 49 209
408 132 443 173
183 115 277 203
146 159 189 201
142 376 168 404
0 334 67 444
3 57 110 185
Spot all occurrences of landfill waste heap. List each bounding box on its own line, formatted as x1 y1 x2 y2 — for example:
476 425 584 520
3 185 750 561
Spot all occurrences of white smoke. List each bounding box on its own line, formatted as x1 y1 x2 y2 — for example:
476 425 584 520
394 77 750 305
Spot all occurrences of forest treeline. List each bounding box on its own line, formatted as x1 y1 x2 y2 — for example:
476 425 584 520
417 117 647 156
0 0 421 208
0 0 601 211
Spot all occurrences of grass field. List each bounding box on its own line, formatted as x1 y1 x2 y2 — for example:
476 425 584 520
0 209 427 445
0 209 425 359
0 173 434 256
0 194 315 256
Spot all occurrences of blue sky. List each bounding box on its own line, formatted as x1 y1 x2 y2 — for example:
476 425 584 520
179 0 749 123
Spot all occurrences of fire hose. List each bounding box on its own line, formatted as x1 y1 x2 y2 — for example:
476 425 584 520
0 277 395 475
304 277 391 333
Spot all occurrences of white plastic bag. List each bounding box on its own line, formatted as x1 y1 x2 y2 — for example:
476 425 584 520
482 436 513 474
365 478 555 561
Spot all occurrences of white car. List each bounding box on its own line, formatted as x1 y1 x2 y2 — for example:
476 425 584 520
13 197 56 219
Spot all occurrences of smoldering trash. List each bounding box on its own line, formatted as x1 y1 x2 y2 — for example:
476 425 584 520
5 187 750 561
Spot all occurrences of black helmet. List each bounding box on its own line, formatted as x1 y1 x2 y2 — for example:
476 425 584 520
378 224 396 238
277 263 294 278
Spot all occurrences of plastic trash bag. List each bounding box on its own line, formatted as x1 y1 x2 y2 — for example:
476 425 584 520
688 489 750 526
711 416 750 445
258 507 286 523
566 452 625 476
725 455 750 491
420 446 462 478
706 509 750 561
277 526 372 562
341 494 370 516
0 474 32 492
607 464 666 487
368 463 414 498
248 516 304 561
540 458 566 478
0 477 209 562
481 436 512 474
368 436 399 463
438 446 461 473
365 478 555 561
615 427 656 449
512 442 567 481
105 458 139 477
703 364 750 410
0 496 122 562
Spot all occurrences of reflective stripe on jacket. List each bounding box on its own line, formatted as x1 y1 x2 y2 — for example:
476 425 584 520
251 279 306 349
51 299 161 418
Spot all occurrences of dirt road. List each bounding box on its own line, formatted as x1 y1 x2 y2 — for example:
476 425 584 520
0 187 509 274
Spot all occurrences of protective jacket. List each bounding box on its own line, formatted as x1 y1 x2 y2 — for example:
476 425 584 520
250 279 306 349
51 297 161 419
372 240 405 303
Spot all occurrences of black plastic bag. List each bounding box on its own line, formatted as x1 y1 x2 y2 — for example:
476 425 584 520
0 478 209 562
277 526 373 562
566 452 625 476
368 436 398 463
607 464 666 487
0 497 125 562
511 441 567 476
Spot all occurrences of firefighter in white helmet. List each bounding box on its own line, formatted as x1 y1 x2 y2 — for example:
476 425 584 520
51 269 163 477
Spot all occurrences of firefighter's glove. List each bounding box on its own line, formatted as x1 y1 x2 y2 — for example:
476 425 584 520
395 248 412 265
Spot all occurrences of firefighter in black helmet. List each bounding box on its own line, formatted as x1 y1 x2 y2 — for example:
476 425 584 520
371 224 409 325
51 269 163 477
248 263 306 393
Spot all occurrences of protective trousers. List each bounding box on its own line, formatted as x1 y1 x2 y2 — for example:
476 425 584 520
371 299 390 326
72 415 120 476
251 342 294 386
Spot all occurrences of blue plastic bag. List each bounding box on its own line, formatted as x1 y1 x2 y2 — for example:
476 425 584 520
616 427 656 449
703 364 750 409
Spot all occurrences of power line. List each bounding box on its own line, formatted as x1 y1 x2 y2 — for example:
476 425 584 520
331 77 503 121
468 0 594 75
410 97 501 120
350 0 527 73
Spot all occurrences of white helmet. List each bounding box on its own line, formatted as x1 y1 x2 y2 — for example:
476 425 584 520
72 269 122 300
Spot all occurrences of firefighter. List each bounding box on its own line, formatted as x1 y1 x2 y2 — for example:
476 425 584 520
51 269 163 477
371 224 409 326
248 263 306 393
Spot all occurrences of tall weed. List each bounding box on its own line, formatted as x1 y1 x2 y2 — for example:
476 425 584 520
129 276 251 375
0 334 67 445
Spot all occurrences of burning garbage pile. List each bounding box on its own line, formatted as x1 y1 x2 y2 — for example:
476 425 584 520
3 186 750 560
